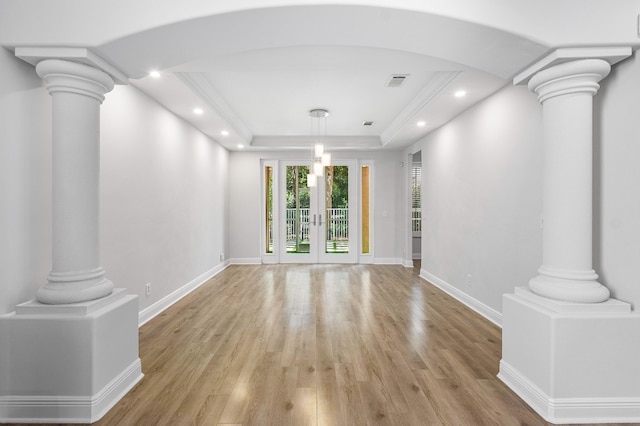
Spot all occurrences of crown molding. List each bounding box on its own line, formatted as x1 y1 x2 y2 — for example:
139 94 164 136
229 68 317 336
176 72 253 144
251 135 382 150
380 71 461 146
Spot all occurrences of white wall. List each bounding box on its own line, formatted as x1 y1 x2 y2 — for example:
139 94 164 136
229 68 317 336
228 152 262 262
101 84 229 312
418 51 640 315
595 51 640 309
419 84 544 313
228 150 402 262
0 48 51 315
0 49 229 315
392 153 408 263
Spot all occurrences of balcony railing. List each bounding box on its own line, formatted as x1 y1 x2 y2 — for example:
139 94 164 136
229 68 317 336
326 208 348 241
285 208 349 253
412 207 422 233
286 208 310 242
269 207 421 254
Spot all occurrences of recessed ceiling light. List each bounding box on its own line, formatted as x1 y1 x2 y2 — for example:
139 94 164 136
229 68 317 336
417 121 426 127
221 130 229 136
237 144 244 149
193 108 204 115
149 70 161 78
454 90 467 97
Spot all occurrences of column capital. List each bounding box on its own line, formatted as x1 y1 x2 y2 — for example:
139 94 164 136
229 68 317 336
513 46 631 85
528 59 610 104
36 59 114 103
16 46 128 84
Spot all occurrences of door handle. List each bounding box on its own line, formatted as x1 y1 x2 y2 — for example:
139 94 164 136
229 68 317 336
318 214 323 226
311 214 316 226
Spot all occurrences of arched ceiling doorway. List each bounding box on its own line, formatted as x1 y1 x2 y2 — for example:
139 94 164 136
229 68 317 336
3 1 637 151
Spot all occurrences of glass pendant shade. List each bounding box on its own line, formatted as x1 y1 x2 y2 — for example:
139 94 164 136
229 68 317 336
314 144 325 157
307 173 317 187
321 152 331 166
313 162 323 176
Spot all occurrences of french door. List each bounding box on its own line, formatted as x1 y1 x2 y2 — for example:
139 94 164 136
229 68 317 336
278 160 357 263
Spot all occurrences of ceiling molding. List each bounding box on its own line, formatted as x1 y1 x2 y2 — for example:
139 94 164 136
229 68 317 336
380 71 461 146
251 135 382 150
175 72 254 143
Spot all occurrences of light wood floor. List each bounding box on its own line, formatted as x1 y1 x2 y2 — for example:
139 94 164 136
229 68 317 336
13 264 632 426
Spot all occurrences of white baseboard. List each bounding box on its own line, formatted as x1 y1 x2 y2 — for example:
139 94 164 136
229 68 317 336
498 360 552 420
92 358 143 422
403 259 414 268
374 257 403 265
230 258 262 264
359 255 374 264
138 261 230 326
499 360 640 424
419 269 502 327
0 350 142 424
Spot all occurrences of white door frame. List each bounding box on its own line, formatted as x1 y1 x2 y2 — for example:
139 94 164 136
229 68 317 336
261 158 370 264
262 159 358 264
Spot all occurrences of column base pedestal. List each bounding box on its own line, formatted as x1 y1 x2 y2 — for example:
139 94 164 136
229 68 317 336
499 287 640 424
0 289 143 423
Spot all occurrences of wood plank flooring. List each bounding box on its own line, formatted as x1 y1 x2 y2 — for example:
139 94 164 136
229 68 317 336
11 264 632 425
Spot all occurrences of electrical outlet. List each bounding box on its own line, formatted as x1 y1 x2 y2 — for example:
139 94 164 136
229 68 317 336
466 274 472 288
145 283 151 296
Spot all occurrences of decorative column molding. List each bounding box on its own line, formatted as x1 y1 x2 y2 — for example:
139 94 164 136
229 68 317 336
35 59 115 304
0 51 141 425
500 48 640 425
527 58 610 303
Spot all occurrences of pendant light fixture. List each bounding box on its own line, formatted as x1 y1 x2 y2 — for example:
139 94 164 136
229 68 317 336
307 108 330 187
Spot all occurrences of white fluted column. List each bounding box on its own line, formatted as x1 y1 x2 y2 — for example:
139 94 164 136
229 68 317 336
35 59 114 304
527 59 610 303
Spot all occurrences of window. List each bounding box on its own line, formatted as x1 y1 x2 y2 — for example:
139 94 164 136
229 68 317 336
265 165 274 253
412 164 421 234
361 165 370 254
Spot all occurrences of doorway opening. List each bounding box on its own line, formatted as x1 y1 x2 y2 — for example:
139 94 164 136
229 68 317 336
411 151 422 260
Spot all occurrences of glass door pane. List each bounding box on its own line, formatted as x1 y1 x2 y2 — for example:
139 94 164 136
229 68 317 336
324 165 349 254
265 165 274 254
285 165 311 254
361 165 370 254
319 161 357 263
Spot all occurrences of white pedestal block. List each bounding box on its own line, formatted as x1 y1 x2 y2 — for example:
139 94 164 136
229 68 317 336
499 288 640 424
0 289 143 423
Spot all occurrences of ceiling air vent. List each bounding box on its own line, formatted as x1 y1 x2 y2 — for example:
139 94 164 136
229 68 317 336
385 74 409 88
362 121 375 127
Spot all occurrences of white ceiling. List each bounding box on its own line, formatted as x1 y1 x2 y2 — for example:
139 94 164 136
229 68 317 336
131 45 507 151
114 5 549 152
6 2 637 152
